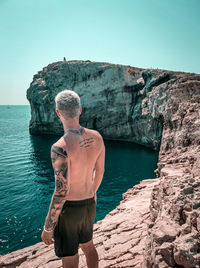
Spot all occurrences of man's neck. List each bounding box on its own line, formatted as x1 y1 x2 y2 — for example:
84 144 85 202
62 118 80 132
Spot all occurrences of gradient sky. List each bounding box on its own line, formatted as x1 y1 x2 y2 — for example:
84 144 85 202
0 0 199 105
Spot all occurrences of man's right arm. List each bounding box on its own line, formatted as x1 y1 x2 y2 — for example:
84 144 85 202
93 140 105 198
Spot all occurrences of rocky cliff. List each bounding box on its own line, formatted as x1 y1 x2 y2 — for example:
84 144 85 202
27 60 184 150
143 68 200 267
1 61 200 267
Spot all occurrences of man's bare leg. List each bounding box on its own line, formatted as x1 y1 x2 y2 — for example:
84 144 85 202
62 253 79 268
80 240 98 268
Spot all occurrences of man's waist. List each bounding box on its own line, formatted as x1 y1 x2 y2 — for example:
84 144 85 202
63 196 95 208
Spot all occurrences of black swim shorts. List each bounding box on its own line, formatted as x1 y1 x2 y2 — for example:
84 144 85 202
53 197 96 257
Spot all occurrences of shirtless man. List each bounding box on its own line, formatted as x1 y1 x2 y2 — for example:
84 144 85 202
41 90 105 268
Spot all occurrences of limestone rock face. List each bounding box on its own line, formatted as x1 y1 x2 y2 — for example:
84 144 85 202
144 175 200 268
143 70 200 267
27 60 189 150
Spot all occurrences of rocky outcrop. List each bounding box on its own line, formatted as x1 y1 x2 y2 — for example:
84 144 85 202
144 174 200 268
1 61 200 267
143 71 200 267
27 60 191 150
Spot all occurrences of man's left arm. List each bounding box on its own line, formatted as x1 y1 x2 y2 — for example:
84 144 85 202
41 144 68 245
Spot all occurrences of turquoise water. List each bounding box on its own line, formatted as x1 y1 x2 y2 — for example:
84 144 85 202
0 105 158 255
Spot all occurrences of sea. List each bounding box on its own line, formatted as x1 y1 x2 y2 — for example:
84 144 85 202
0 105 158 255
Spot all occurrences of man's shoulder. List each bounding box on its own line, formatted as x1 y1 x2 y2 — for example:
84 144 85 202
51 138 68 156
84 128 103 140
52 137 65 148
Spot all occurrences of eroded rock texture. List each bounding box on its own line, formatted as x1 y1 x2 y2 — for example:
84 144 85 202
143 72 200 268
1 61 200 267
144 175 200 268
27 60 186 150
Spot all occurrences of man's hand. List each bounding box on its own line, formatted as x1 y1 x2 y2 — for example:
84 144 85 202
41 229 54 245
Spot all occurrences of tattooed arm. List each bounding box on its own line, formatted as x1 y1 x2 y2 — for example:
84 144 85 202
44 144 68 232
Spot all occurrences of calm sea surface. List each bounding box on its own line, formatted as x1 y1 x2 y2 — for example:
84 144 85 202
0 105 158 255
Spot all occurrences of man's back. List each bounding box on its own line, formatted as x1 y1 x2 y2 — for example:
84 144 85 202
54 126 105 200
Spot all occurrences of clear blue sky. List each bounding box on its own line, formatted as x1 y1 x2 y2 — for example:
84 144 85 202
0 0 199 105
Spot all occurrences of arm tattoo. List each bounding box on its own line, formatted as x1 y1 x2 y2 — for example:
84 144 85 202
44 144 68 230
54 163 67 177
51 145 67 162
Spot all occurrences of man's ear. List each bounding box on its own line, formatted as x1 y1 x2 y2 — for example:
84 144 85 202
79 107 82 116
56 109 61 118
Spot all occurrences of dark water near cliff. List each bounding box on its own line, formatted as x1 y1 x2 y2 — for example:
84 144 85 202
0 105 158 255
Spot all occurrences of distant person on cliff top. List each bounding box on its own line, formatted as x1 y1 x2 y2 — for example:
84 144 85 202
41 89 105 268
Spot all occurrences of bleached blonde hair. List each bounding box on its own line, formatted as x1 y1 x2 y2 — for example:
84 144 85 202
55 90 81 119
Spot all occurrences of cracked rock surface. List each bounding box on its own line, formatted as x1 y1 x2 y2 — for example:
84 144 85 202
143 70 200 267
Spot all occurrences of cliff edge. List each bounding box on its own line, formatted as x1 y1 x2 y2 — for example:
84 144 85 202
1 61 200 267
